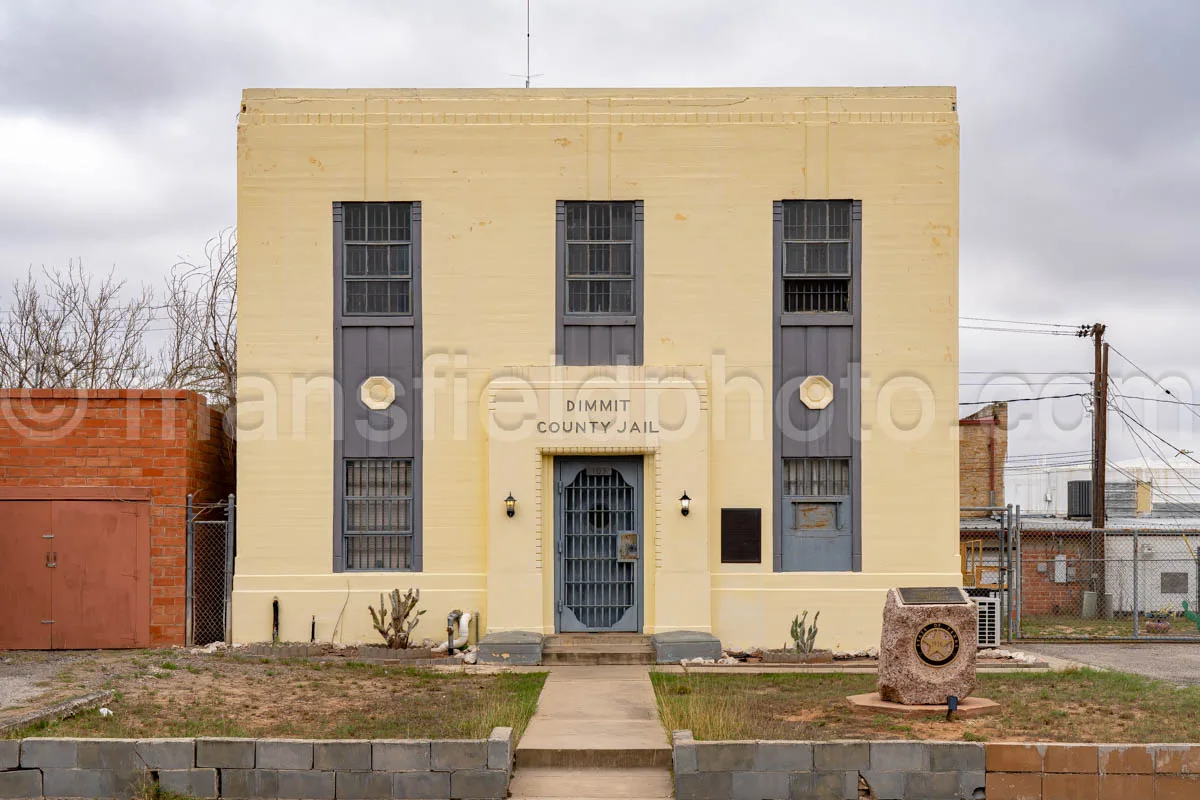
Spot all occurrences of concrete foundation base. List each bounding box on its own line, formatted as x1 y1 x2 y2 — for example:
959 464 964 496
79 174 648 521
477 631 544 665
651 631 722 663
846 692 1000 718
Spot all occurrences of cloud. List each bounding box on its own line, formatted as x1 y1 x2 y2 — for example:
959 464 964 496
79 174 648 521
0 0 1197 461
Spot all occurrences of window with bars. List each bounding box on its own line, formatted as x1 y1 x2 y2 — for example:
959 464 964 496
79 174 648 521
564 202 635 314
343 458 413 570
342 202 413 315
783 457 851 497
782 201 852 313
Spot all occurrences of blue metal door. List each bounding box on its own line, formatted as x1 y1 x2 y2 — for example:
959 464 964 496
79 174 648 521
555 458 642 633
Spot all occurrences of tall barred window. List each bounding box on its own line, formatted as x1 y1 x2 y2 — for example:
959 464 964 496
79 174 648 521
343 459 413 570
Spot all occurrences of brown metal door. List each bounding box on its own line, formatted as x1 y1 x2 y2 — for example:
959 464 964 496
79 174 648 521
50 501 150 649
0 502 54 649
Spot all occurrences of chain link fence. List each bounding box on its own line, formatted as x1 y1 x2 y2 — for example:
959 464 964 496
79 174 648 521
963 509 1200 641
186 494 235 646
1015 527 1200 641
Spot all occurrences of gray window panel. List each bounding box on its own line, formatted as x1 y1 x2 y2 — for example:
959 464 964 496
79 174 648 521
556 200 643 365
781 458 852 571
333 201 423 573
773 200 862 573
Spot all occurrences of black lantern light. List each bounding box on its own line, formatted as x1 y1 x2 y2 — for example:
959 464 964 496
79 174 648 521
680 491 691 517
505 492 517 518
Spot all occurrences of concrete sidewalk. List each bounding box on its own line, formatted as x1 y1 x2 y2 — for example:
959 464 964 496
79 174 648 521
511 666 672 798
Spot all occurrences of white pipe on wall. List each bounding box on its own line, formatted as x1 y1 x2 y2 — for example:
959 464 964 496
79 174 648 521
433 610 472 652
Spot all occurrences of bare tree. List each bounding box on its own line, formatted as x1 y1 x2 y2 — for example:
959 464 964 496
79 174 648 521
157 229 237 408
0 230 237 415
0 262 155 389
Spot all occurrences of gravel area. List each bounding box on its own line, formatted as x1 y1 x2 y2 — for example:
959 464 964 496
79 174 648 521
0 653 82 712
1024 642 1200 685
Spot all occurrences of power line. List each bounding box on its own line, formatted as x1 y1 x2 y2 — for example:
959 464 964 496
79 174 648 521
960 325 1077 336
960 316 1078 328
960 393 1089 405
1109 396 1200 467
961 392 1200 409
1108 344 1200 426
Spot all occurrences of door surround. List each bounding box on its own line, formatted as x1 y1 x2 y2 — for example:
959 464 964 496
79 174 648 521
532 446 660 635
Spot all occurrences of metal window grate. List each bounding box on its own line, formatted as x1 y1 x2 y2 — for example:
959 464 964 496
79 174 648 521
564 202 635 314
783 458 851 497
783 279 850 313
344 459 413 570
343 203 413 315
782 200 852 313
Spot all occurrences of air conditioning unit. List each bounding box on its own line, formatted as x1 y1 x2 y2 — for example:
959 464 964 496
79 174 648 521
1067 480 1092 519
975 596 1000 648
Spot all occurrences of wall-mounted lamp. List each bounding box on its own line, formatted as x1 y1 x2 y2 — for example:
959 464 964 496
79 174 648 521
680 491 691 517
505 492 517 518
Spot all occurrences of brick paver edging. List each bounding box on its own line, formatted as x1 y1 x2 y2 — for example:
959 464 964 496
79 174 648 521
672 732 1200 799
0 728 513 799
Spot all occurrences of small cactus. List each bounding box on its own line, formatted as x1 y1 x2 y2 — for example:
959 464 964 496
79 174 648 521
790 610 820 654
368 588 426 649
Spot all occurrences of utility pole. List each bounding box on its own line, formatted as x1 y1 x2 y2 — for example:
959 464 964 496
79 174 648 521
1078 322 1108 528
1092 324 1108 529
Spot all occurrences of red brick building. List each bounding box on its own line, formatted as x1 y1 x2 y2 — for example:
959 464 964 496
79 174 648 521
0 390 232 648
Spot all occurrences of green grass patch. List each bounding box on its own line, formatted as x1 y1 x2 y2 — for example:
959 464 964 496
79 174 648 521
651 668 1200 742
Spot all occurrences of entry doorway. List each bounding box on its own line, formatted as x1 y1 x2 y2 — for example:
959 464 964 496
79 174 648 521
554 457 643 633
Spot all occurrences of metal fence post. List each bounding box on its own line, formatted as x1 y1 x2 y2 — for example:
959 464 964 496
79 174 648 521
1133 529 1140 640
1014 505 1022 640
185 493 194 647
224 494 235 644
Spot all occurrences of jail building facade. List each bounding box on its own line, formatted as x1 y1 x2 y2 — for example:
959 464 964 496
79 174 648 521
234 87 960 650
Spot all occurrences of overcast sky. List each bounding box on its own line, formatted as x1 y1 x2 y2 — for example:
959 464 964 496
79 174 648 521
1 0 1197 465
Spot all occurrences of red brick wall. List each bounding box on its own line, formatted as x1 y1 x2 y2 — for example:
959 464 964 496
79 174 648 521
0 390 233 645
960 402 1008 517
1017 536 1091 616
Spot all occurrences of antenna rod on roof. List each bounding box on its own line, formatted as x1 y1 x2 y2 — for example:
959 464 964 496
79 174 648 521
525 0 532 88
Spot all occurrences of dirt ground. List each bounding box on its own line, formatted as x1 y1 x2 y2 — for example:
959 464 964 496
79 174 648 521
0 648 545 740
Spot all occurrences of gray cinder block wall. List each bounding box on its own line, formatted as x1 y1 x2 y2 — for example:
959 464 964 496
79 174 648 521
0 729 513 800
672 732 985 800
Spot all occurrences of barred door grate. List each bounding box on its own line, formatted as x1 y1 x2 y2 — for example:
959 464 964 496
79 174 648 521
557 460 640 632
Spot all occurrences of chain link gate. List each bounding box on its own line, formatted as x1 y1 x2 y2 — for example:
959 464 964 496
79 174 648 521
186 494 235 646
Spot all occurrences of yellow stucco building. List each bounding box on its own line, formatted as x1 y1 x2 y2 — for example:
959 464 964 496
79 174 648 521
234 87 960 652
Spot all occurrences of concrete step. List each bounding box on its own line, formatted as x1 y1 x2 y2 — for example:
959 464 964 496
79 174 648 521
542 650 654 666
509 767 673 798
542 634 655 665
544 633 653 646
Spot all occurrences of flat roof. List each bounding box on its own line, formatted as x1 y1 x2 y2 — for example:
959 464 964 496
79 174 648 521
243 86 956 102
